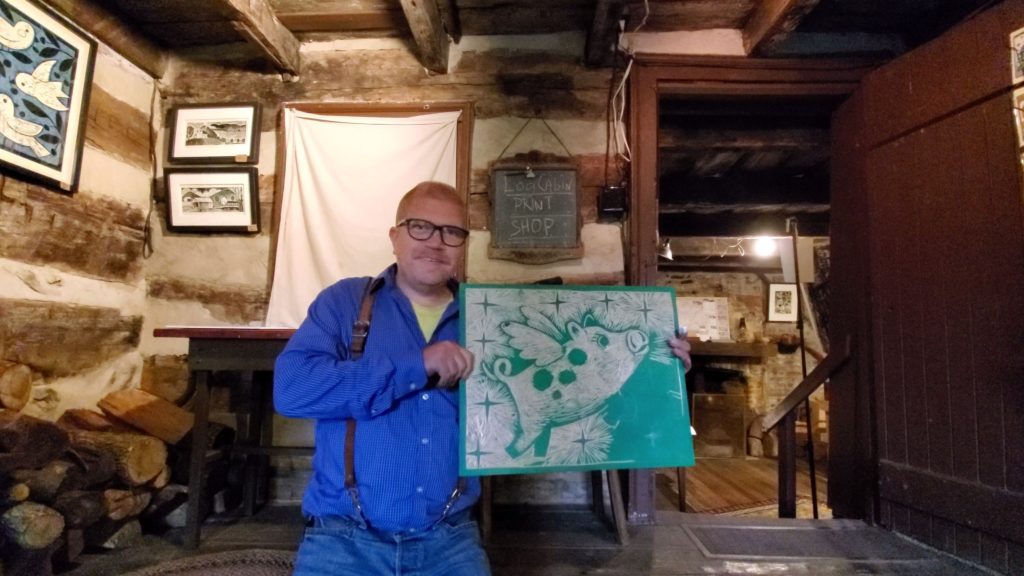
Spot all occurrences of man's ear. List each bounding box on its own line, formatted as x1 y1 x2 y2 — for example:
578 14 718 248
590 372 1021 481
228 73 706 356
389 226 399 254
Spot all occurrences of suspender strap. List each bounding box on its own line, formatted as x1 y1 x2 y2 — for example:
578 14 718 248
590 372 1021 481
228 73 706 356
345 278 378 490
343 275 467 526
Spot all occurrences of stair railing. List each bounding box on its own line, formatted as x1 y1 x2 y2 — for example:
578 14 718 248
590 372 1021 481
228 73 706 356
761 335 852 517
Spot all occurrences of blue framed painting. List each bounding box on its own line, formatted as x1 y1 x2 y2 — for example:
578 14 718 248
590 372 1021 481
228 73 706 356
460 284 695 476
0 0 95 193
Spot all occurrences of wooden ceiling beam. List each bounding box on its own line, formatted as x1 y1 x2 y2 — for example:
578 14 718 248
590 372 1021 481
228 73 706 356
743 0 822 56
398 0 449 73
48 0 168 78
659 127 829 151
276 10 407 32
220 0 301 74
585 0 625 67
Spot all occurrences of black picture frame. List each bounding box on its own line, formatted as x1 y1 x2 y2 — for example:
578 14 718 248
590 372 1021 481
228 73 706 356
167 102 260 164
0 0 97 194
164 167 260 234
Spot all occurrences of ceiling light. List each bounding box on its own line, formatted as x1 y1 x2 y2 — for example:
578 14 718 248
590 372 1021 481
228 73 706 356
752 237 777 258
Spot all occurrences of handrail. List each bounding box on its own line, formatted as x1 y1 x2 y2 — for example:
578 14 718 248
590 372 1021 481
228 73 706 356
761 334 852 518
763 335 852 432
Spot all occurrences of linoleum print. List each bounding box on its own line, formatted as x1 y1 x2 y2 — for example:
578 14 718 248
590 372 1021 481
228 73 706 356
460 284 695 475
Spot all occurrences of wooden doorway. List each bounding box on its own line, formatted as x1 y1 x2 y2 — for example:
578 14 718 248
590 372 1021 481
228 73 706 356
625 55 874 522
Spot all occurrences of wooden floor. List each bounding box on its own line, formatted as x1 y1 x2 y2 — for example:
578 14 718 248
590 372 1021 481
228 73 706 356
655 457 830 517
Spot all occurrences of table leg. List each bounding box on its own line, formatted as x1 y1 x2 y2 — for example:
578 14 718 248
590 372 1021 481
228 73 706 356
676 467 687 512
607 469 630 546
185 370 211 550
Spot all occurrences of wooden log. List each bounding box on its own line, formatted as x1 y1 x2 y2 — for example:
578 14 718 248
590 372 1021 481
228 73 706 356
0 362 31 412
149 465 170 490
51 491 105 529
9 460 75 504
68 431 166 486
0 413 69 474
52 528 85 571
1 540 56 576
2 482 29 505
63 443 117 490
98 519 142 550
103 489 152 521
142 484 188 530
57 409 132 433
0 502 63 549
98 389 194 444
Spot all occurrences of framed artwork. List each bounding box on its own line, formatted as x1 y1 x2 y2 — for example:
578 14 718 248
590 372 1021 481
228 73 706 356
167 103 260 163
460 284 694 476
0 0 96 193
164 167 259 233
767 283 799 322
1013 88 1024 147
1012 26 1024 84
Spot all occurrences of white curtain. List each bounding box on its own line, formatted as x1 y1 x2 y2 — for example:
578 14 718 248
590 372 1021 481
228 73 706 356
265 109 461 327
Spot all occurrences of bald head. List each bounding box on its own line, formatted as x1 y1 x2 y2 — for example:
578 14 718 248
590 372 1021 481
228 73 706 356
395 181 465 224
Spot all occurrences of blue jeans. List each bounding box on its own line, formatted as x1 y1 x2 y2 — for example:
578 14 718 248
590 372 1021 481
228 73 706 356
292 510 491 576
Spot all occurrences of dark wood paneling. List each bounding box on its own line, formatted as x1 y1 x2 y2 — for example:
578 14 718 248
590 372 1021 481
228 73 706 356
860 0 1024 148
846 0 1024 551
866 144 904 465
827 91 877 520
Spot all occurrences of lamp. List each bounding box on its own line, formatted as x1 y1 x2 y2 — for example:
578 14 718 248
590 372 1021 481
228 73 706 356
657 234 673 260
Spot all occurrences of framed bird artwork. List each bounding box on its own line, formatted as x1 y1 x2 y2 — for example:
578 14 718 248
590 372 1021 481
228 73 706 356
0 0 95 193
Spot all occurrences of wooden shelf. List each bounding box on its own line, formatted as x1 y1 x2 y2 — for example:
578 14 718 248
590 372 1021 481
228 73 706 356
689 339 776 358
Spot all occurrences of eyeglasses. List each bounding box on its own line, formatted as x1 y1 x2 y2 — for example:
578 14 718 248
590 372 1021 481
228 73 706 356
397 218 469 247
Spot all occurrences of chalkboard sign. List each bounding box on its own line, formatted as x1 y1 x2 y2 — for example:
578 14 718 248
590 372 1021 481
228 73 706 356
490 166 580 263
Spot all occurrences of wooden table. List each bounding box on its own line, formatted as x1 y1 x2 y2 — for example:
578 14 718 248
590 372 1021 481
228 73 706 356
153 327 296 549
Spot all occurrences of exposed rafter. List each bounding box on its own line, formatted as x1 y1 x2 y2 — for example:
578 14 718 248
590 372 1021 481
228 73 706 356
48 0 168 79
398 0 449 73
743 0 822 56
585 0 625 67
220 0 301 75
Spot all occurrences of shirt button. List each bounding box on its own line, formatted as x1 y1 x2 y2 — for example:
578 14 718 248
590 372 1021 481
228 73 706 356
421 393 429 400
421 437 429 445
409 383 417 390
416 486 424 493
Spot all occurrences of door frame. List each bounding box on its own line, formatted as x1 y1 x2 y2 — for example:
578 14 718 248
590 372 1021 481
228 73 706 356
625 54 875 522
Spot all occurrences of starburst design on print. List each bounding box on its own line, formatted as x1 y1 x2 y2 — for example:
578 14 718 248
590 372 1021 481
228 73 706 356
545 412 614 466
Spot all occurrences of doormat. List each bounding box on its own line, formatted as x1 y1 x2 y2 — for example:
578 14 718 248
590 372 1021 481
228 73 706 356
685 525 931 559
122 549 294 576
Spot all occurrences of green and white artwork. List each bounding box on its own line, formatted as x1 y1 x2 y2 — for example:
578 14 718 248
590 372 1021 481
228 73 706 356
460 284 695 476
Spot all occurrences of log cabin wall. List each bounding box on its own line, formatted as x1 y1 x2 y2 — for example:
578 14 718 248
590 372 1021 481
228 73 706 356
830 0 1024 571
0 44 157 420
146 33 628 505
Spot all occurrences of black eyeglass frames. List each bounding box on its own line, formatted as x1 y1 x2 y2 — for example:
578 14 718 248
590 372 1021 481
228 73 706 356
397 218 469 247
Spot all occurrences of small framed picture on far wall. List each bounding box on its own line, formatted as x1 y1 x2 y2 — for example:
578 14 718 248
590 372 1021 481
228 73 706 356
767 283 798 322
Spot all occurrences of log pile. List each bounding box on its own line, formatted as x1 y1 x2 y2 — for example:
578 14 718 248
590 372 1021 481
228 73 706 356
0 386 228 576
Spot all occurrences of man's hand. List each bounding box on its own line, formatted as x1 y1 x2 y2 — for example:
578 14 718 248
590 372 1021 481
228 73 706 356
422 341 475 389
668 330 693 373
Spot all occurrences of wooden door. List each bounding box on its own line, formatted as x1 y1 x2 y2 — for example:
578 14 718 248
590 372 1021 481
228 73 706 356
830 1 1024 567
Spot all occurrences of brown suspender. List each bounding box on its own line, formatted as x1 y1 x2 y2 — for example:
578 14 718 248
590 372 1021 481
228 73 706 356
342 276 466 524
344 278 378 490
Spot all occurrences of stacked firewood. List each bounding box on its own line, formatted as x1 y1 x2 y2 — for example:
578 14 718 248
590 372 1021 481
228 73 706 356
0 372 216 576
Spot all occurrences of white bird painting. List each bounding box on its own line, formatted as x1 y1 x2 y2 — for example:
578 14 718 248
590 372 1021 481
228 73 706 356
0 16 33 50
0 93 51 158
15 60 68 111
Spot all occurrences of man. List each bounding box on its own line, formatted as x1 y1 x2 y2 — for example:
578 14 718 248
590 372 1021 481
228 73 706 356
275 181 692 575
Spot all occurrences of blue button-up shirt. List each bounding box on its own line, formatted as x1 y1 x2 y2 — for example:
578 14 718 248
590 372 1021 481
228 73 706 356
274 265 478 532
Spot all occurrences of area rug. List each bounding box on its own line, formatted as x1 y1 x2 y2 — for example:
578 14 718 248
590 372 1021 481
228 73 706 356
122 549 294 576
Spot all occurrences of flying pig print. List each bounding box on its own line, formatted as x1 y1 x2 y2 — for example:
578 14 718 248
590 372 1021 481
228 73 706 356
459 284 695 476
